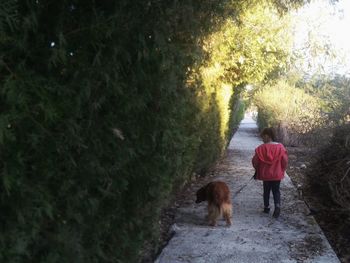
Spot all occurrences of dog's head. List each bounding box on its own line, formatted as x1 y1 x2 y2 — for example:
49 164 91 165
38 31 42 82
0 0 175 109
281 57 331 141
195 185 208 203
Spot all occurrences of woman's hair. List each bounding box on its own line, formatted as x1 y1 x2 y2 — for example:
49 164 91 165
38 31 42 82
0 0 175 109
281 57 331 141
260 127 276 141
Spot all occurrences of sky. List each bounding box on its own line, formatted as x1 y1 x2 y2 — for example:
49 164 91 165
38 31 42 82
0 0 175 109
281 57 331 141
292 0 350 76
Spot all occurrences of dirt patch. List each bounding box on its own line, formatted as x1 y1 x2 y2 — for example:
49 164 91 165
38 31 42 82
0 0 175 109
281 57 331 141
287 146 350 263
288 235 326 263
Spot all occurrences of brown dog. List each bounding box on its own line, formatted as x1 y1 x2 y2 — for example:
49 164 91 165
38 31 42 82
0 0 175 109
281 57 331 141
195 181 232 226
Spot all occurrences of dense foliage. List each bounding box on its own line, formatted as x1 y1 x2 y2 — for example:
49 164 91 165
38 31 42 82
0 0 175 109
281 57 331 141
0 0 304 262
253 79 326 145
253 74 350 146
304 77 350 218
304 75 350 125
309 124 350 211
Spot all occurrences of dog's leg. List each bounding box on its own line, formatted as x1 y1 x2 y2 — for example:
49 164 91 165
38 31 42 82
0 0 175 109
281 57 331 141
208 202 220 226
208 203 216 226
222 203 232 226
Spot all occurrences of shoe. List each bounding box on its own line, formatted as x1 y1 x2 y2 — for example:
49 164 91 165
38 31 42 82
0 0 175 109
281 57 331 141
273 207 280 218
263 207 270 213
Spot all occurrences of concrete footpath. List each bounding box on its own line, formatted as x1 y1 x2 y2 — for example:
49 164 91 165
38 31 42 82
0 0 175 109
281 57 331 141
155 117 340 263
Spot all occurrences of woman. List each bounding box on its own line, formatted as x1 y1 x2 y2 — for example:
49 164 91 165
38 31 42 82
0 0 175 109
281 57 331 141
252 128 288 218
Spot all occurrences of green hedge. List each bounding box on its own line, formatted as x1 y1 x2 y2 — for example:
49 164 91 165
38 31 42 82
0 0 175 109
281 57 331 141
0 1 241 262
0 1 302 262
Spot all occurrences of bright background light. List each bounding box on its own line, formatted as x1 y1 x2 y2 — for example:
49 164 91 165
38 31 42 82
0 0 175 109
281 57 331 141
292 0 350 75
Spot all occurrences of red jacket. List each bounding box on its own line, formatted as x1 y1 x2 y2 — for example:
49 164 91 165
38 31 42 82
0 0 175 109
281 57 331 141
252 142 288 181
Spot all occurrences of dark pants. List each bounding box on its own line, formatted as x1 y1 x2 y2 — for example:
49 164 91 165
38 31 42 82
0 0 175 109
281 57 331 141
263 181 281 208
